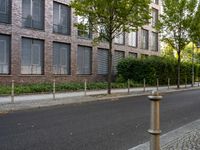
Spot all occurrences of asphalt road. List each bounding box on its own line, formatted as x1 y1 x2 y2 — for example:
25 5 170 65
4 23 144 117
0 89 200 150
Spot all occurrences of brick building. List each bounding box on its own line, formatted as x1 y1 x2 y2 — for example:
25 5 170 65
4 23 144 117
0 0 160 84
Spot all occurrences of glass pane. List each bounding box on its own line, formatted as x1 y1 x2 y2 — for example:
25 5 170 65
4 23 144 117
0 40 6 64
0 0 6 13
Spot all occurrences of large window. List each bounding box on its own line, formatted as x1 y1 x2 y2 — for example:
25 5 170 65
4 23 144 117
129 52 137 58
141 29 149 50
0 34 10 74
53 42 70 75
151 32 158 51
77 16 92 39
77 46 92 75
115 32 125 45
97 48 108 75
21 38 44 74
53 2 71 35
128 31 137 47
22 0 44 30
113 50 125 74
0 0 11 24
152 8 158 27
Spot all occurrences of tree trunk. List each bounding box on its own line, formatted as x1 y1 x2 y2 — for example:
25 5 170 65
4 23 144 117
192 43 195 87
107 40 113 94
177 50 181 88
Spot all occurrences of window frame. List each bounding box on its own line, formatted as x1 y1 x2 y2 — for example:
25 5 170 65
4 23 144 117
151 32 159 51
128 31 138 48
21 37 44 75
53 1 71 35
53 42 71 75
141 29 149 50
0 0 11 24
22 0 45 30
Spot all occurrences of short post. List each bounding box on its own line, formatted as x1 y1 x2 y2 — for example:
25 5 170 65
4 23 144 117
11 80 14 103
168 78 170 90
185 77 187 88
84 79 87 96
144 78 146 92
148 91 162 150
128 79 130 94
53 79 56 100
156 78 159 91
198 80 200 87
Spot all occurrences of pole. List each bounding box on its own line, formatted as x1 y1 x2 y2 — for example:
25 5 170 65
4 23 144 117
148 91 162 150
157 78 159 91
11 80 14 103
168 78 170 90
185 77 187 88
192 43 195 87
128 79 130 94
53 79 56 100
84 79 87 96
144 78 146 92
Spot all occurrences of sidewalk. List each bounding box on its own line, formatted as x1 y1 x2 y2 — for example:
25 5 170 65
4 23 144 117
0 83 200 113
129 119 200 150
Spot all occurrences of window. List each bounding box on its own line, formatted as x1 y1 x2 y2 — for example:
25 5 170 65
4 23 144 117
115 32 125 45
141 29 149 50
0 0 11 24
153 0 159 5
113 50 125 74
129 52 137 58
151 32 158 51
21 38 44 74
97 48 108 75
22 0 44 30
141 54 148 59
128 31 137 47
53 42 70 75
152 8 158 27
77 16 92 39
0 34 10 74
53 2 71 35
77 46 92 75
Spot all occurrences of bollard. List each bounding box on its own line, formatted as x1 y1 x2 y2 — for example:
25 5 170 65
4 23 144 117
148 91 162 150
156 78 159 91
128 79 130 94
11 80 14 103
198 80 200 87
84 79 87 96
168 78 170 90
144 78 146 92
185 78 187 88
53 79 56 100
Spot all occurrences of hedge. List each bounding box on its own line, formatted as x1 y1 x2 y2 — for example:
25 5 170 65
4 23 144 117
117 56 200 85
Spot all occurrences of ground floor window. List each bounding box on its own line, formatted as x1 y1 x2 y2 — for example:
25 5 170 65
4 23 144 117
97 48 108 75
21 38 44 74
53 42 70 75
77 45 92 75
113 50 125 74
0 34 10 74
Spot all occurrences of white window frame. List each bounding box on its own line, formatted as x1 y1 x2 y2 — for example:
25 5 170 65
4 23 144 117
128 31 137 47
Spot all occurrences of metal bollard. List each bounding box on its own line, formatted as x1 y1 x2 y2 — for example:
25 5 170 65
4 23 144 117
53 79 56 100
128 79 130 94
156 78 159 91
144 78 146 92
11 80 14 103
198 80 200 87
84 79 87 96
185 78 187 88
168 78 170 90
148 91 162 150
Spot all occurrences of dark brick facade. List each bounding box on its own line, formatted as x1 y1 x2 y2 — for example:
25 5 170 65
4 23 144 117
0 0 161 84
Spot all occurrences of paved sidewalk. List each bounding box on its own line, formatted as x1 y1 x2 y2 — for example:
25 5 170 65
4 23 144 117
129 119 200 150
0 84 200 113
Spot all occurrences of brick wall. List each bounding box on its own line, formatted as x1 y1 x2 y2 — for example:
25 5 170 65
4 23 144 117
0 0 161 84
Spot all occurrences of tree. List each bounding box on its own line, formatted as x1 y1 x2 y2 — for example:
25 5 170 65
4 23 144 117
188 2 200 86
157 0 198 88
70 0 151 94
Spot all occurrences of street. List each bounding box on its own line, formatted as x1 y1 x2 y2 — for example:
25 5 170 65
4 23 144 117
0 89 200 150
